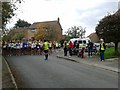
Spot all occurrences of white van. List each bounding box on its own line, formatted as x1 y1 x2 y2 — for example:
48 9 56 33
70 38 91 46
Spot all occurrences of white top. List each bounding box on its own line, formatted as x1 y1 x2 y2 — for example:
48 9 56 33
31 43 36 48
8 43 11 48
20 43 23 48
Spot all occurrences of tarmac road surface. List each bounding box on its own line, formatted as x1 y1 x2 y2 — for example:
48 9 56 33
5 54 118 88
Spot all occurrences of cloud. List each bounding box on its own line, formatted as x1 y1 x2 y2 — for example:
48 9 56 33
6 0 118 36
75 1 118 35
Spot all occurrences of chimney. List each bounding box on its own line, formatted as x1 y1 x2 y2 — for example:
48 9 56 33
58 17 60 22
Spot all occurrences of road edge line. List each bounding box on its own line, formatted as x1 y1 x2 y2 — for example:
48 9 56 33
2 56 18 89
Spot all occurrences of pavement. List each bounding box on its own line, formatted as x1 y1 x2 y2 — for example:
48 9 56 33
2 56 16 89
56 49 119 73
0 48 16 89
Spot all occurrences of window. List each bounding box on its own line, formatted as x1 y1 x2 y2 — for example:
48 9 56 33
83 40 86 44
78 40 82 44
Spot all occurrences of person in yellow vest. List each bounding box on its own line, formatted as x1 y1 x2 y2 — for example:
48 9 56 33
99 38 106 61
49 41 53 54
56 41 59 49
63 40 68 56
43 40 49 60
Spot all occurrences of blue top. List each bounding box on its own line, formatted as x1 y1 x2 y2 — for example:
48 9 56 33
23 42 28 48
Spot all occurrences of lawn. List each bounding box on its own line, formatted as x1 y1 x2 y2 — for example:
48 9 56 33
104 47 120 59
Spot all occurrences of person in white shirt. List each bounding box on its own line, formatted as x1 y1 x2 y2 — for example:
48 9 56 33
31 41 36 55
16 40 21 56
39 41 43 55
7 41 12 56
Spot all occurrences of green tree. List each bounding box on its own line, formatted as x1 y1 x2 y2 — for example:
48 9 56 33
96 11 120 54
2 29 25 41
12 33 24 40
34 23 60 41
14 19 31 28
2 33 11 41
2 0 23 29
65 26 86 39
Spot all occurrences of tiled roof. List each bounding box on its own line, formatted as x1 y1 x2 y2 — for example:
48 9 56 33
29 20 62 30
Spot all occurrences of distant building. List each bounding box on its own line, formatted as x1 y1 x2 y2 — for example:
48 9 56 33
10 18 63 41
29 17 63 40
88 32 99 43
10 28 30 40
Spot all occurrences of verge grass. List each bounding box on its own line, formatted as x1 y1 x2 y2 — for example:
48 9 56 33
104 47 120 59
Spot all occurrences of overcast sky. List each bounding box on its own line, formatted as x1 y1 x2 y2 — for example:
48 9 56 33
6 0 119 36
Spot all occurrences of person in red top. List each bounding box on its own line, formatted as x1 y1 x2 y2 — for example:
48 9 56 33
68 41 73 57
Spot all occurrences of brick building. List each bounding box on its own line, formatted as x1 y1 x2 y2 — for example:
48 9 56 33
11 18 63 41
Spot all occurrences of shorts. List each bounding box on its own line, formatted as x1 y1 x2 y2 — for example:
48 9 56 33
49 47 52 49
44 50 48 53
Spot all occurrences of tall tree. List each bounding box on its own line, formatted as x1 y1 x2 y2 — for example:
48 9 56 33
96 10 120 54
34 24 46 40
1 0 23 38
14 19 31 28
66 26 86 39
2 0 23 29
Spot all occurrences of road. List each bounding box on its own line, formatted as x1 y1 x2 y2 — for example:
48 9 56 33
5 53 118 88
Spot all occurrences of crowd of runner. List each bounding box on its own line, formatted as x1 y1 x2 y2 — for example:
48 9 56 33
2 40 61 56
2 39 99 60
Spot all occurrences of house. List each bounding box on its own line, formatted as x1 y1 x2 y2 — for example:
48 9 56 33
9 28 30 40
87 32 99 43
28 17 63 41
9 18 63 41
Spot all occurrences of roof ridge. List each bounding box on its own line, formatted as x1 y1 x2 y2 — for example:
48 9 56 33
33 20 58 24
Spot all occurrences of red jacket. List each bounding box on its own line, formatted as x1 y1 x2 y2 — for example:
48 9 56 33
68 42 73 48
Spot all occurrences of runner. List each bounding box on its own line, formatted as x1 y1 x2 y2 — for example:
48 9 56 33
28 40 32 55
53 41 56 50
43 40 49 60
39 40 43 55
36 40 40 55
22 40 28 55
49 41 53 54
20 40 23 55
31 41 36 55
16 40 21 56
7 41 12 56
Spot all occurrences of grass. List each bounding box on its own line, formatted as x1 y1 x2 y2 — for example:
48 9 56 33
104 47 120 59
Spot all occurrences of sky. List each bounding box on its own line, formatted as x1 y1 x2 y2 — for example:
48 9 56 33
6 0 119 36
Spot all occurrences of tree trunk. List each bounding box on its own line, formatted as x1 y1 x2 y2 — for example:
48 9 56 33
114 42 118 55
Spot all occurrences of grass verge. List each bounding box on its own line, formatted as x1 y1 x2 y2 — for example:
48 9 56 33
104 47 120 59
